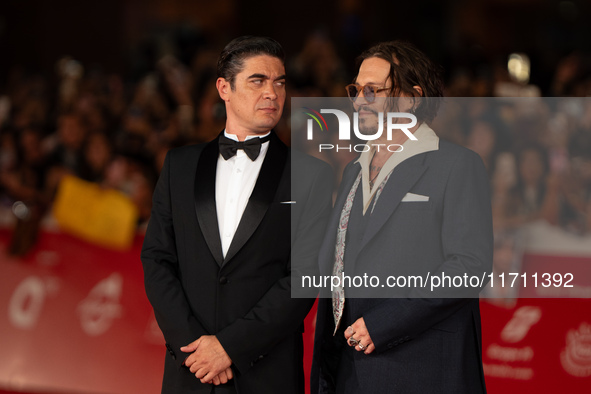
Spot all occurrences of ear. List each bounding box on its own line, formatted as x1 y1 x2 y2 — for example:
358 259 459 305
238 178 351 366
216 78 231 101
412 85 423 97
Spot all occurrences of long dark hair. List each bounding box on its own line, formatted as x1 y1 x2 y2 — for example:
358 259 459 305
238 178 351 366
356 40 444 123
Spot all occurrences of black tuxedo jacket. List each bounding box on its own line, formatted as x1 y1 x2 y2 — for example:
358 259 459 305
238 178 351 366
311 140 493 394
141 132 332 393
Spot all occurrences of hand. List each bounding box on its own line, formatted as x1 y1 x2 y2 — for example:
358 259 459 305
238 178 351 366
344 318 375 355
210 367 233 385
180 335 232 383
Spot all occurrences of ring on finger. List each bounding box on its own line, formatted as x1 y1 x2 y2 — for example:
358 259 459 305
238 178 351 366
358 343 366 350
348 337 360 346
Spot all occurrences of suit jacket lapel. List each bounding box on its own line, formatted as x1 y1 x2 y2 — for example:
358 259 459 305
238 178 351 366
223 132 288 264
360 154 428 251
194 135 224 266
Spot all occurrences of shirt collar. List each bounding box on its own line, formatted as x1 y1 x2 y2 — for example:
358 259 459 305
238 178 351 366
356 123 439 214
223 130 271 142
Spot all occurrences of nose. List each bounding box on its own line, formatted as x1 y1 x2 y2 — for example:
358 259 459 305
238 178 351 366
354 90 370 107
263 81 278 100
354 87 371 105
357 87 365 99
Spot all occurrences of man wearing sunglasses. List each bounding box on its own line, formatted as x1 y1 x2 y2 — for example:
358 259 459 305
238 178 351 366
311 41 493 393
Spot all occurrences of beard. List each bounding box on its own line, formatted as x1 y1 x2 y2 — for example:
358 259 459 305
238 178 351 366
356 105 382 135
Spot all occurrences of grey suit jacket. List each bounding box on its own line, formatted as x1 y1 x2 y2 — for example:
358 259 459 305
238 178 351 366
312 139 493 394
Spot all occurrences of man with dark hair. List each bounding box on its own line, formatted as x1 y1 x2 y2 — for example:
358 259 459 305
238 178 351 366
216 36 286 88
311 40 493 393
142 36 332 394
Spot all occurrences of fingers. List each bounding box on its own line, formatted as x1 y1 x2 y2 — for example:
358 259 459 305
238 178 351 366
180 344 199 353
194 367 207 379
363 342 376 355
184 353 199 369
180 338 201 353
344 325 355 340
347 317 374 354
347 336 360 347
355 340 375 354
218 370 228 384
184 336 233 383
351 319 369 338
200 370 218 384
193 367 234 385
207 369 232 385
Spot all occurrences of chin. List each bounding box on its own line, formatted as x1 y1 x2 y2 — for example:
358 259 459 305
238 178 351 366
252 124 277 133
359 112 379 120
358 117 380 131
257 119 280 130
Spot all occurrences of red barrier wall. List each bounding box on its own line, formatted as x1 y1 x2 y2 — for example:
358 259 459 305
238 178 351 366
0 230 589 393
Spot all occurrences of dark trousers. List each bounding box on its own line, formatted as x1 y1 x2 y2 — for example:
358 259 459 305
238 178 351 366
211 383 237 394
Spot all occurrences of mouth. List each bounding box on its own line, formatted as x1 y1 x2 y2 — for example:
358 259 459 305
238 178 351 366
258 107 278 113
357 107 377 116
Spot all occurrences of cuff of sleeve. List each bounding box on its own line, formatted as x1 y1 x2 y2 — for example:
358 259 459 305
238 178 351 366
217 329 257 374
362 301 412 353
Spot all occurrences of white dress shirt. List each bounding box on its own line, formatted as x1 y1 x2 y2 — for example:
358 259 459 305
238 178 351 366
216 130 270 257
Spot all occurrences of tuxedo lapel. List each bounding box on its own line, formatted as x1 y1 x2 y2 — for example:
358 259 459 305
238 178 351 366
194 135 224 266
223 132 288 264
359 154 428 252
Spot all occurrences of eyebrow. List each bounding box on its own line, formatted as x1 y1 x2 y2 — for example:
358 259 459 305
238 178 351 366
352 76 388 86
354 80 385 86
247 73 287 81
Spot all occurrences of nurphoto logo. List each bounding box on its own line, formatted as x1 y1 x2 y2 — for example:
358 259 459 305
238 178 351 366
303 108 418 153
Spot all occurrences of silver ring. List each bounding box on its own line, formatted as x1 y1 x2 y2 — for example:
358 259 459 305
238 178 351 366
348 337 360 346
358 343 366 350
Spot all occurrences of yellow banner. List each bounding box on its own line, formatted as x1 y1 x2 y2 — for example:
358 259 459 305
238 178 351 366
53 175 138 249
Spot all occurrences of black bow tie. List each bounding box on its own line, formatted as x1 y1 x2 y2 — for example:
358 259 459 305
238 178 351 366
219 134 271 161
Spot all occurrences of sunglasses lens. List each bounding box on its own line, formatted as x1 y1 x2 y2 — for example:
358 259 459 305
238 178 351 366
347 85 378 102
347 85 359 99
363 86 375 101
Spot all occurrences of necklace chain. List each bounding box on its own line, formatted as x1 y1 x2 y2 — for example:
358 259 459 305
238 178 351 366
369 152 380 188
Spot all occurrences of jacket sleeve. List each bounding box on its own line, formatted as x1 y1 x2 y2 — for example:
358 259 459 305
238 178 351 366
141 151 209 369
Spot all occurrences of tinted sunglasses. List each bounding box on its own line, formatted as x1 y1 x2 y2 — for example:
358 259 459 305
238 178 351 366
345 84 391 103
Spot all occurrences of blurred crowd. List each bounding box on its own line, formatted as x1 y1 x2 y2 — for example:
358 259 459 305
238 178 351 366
1 32 590 256
437 97 591 235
